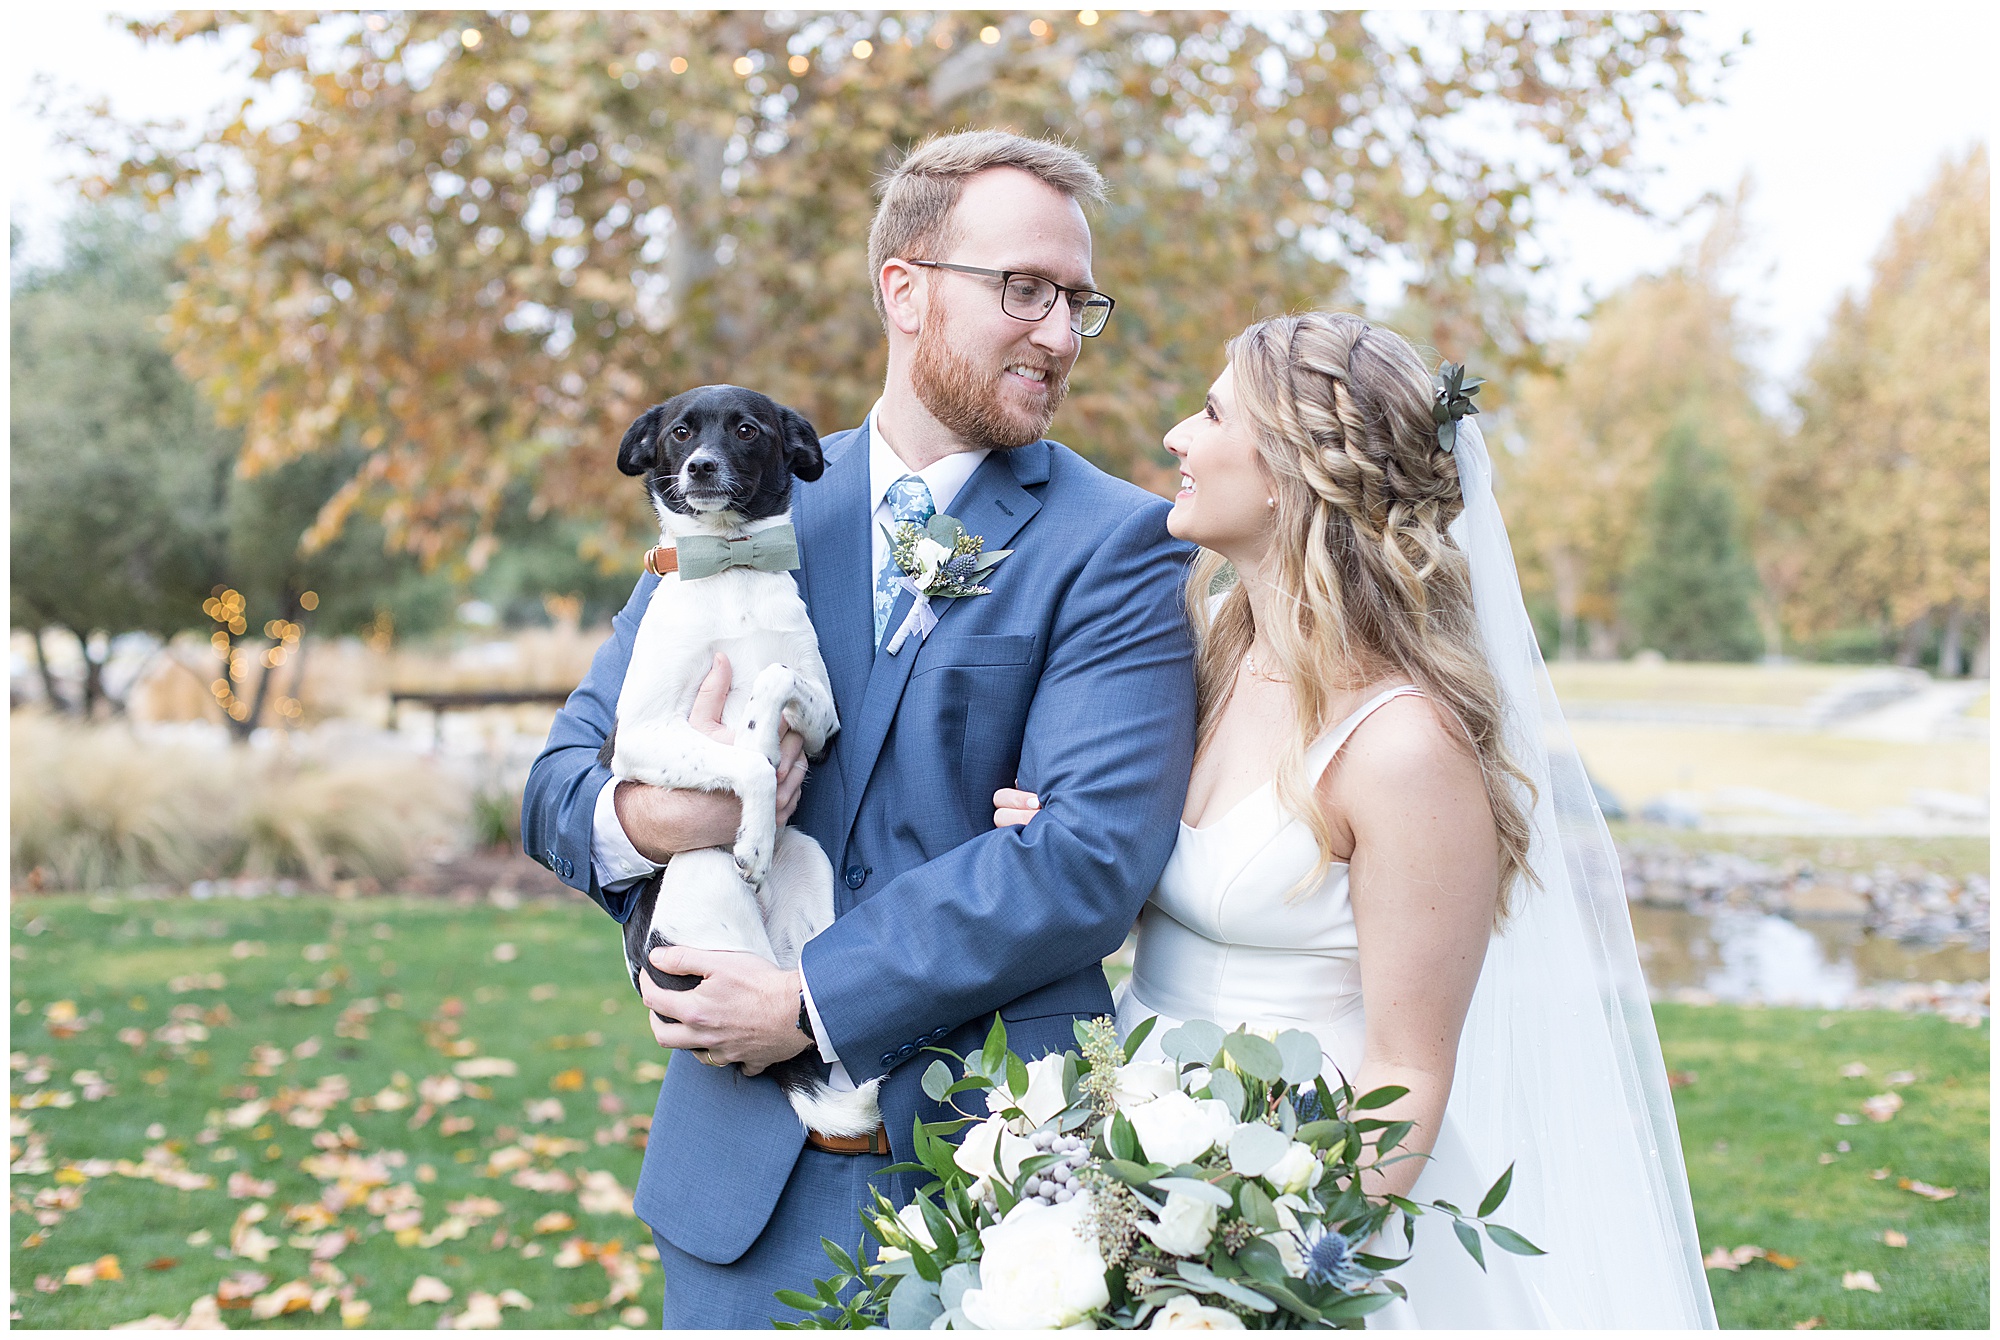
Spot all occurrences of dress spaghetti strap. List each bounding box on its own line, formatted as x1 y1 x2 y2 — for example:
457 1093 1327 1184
1304 684 1423 782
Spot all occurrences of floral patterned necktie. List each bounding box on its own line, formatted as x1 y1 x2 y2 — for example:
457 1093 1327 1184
874 474 935 644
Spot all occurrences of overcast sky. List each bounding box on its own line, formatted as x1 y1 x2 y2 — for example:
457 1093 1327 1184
8 6 1992 398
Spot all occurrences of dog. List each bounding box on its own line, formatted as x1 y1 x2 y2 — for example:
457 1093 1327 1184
605 384 881 1138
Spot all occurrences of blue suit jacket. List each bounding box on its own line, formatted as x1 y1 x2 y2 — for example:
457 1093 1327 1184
522 423 1196 1264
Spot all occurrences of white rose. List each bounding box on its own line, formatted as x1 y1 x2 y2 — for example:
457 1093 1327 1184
1262 1141 1320 1196
954 1115 1006 1181
912 536 953 584
1125 1092 1233 1167
1137 1189 1220 1257
1150 1295 1247 1329
1112 1060 1181 1110
896 1201 936 1250
1016 1054 1070 1128
958 1194 1109 1329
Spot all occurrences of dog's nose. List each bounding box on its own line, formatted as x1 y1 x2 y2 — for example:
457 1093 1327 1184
687 457 719 479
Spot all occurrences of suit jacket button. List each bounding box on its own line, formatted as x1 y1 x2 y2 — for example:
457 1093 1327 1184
897 1043 915 1060
880 1052 896 1068
843 865 866 890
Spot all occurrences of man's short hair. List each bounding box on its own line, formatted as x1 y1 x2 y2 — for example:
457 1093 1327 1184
867 130 1107 325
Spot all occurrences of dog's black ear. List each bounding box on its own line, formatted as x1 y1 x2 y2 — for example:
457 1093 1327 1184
618 405 669 476
778 405 824 482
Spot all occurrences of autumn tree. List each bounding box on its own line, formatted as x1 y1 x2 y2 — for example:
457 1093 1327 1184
1771 147 1989 674
1503 197 1776 658
89 9 1717 566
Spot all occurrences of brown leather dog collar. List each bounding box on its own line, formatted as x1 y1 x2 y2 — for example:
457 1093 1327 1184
643 546 679 577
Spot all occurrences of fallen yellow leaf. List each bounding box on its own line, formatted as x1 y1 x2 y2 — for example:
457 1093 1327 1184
1881 1230 1907 1248
551 1068 585 1092
1793 1318 1823 1330
1898 1178 1957 1201
1841 1270 1882 1293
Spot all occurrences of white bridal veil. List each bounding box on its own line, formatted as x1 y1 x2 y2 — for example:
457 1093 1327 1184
1444 417 1717 1328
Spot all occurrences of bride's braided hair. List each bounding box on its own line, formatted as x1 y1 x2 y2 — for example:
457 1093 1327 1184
1187 311 1533 916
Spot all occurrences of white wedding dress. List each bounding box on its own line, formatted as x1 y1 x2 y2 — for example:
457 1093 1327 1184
1114 416 1714 1329
1116 684 1554 1328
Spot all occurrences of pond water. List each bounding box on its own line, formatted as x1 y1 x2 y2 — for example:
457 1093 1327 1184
1631 905 1989 1007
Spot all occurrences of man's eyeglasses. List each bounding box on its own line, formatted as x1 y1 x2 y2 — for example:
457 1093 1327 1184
907 260 1116 338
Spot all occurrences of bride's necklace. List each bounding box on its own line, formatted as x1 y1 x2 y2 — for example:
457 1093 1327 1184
1243 646 1288 683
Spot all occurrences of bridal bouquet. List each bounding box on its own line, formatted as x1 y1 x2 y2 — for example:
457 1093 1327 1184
780 1015 1540 1329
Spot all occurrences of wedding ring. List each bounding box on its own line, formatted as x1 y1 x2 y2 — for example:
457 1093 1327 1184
693 1048 727 1068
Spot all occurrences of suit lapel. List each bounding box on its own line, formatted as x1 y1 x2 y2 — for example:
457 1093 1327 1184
837 441 1050 845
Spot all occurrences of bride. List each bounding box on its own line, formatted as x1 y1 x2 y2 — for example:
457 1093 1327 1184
995 312 1715 1328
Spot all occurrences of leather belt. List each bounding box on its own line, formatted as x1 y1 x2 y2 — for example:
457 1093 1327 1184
805 1124 891 1156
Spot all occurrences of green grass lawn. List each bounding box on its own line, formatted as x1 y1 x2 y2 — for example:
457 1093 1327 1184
10 895 1990 1329
1658 1003 1989 1329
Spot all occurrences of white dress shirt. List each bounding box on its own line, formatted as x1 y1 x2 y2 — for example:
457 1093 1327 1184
591 402 987 1091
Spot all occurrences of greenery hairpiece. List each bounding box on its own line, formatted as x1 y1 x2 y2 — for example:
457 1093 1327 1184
1433 361 1483 453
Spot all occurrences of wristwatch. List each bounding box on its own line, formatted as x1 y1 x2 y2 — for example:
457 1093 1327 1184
796 991 816 1046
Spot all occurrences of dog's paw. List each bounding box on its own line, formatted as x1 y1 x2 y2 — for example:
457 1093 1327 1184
732 832 774 887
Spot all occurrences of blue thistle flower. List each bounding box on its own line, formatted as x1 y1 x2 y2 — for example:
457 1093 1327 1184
1294 1223 1360 1288
942 553 979 584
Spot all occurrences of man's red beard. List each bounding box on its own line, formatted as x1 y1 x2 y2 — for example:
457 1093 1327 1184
909 290 1070 451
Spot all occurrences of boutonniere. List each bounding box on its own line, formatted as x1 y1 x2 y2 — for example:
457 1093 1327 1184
881 513 1011 655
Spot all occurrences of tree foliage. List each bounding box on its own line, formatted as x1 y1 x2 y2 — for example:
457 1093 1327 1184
91 8 1712 562
1769 146 1989 673
10 207 234 715
1502 198 1774 659
1620 420 1763 661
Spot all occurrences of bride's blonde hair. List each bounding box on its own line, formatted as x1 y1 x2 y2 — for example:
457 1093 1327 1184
1187 311 1533 917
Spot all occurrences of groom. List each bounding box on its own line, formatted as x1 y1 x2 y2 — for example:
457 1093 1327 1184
522 130 1196 1326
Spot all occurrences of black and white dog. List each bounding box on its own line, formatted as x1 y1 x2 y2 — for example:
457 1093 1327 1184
606 384 880 1137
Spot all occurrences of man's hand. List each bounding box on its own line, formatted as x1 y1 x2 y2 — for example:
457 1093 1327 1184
613 654 809 861
640 947 811 1074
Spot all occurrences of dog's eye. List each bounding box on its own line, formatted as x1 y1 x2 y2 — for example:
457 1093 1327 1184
735 422 758 441
671 424 692 441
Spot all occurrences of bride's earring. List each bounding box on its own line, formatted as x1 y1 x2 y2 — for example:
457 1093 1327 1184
1266 497 1276 508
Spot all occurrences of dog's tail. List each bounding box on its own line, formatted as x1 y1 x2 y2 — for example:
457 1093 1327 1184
769 1056 884 1139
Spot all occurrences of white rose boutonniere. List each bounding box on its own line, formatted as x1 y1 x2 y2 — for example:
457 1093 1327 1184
881 513 1012 654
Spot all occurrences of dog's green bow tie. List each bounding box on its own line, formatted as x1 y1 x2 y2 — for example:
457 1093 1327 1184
653 525 801 581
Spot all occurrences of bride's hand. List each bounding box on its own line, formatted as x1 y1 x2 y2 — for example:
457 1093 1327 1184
992 787 1041 828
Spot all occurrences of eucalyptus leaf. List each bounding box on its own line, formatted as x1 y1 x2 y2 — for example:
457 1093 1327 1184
1237 1178 1280 1231
1158 1019 1225 1065
1101 1157 1156 1186
926 514 962 547
1227 1121 1292 1178
886 1275 944 1330
1175 1261 1277 1313
920 1059 953 1103
942 1075 992 1098
1296 1119 1341 1148
1206 1067 1247 1121
1151 1176 1233 1208
1274 1030 1323 1084
1004 1052 1029 1102
1222 1031 1283 1082
939 1263 980 1313
1233 1235 1291 1287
